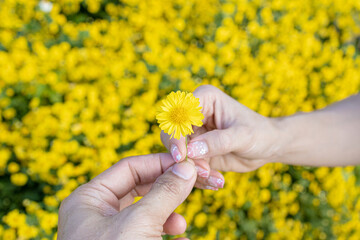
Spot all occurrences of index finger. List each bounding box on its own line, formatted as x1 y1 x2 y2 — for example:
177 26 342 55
161 131 187 162
90 153 176 199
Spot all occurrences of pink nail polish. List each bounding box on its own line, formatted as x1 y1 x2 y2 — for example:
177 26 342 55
187 141 208 158
205 186 218 191
195 166 209 178
171 144 182 162
208 176 224 188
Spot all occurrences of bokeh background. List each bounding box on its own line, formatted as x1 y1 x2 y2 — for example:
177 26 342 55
0 0 360 239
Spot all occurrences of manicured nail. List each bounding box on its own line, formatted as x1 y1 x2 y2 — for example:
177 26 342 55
195 166 209 178
171 144 182 162
208 176 224 188
172 161 195 180
187 141 208 158
205 186 218 191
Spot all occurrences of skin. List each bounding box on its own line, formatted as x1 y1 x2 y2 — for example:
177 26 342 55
161 136 225 190
275 93 360 166
58 153 197 240
59 85 360 239
162 85 360 174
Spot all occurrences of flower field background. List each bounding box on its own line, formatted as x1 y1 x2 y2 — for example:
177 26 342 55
1 0 360 239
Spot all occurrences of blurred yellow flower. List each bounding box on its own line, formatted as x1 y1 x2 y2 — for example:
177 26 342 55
156 91 204 139
7 162 19 173
194 212 208 228
10 173 28 186
44 196 59 208
3 228 16 240
0 0 360 238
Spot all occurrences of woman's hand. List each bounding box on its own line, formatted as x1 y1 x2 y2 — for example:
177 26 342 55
58 153 196 240
161 85 283 175
163 85 360 172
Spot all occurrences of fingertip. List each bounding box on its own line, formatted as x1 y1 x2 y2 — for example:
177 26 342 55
163 212 187 235
195 169 225 189
187 140 209 159
193 159 210 178
208 170 225 188
209 169 225 180
195 182 218 191
157 153 177 173
161 130 190 163
160 130 171 149
171 144 183 163
195 166 210 178
171 161 197 180
169 137 187 162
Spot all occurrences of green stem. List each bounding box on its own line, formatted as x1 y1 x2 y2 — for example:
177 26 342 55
185 135 188 161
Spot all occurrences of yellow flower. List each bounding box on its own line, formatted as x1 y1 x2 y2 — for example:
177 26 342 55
156 91 204 139
44 196 59 208
10 173 28 186
194 212 208 228
8 162 20 173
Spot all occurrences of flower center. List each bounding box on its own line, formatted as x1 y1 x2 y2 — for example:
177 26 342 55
169 107 188 124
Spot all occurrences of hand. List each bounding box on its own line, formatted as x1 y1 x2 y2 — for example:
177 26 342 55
161 85 282 175
58 153 196 240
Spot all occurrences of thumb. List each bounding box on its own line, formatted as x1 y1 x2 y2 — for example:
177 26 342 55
133 161 196 224
188 128 243 159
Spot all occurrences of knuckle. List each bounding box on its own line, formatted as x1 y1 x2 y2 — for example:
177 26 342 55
217 143 229 154
58 199 68 214
218 156 231 171
122 204 144 220
71 183 92 201
222 130 232 147
194 84 218 95
211 130 236 154
58 191 77 215
216 130 232 153
154 177 181 198
238 127 255 153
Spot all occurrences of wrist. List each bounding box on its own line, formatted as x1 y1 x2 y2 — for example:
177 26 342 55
268 116 295 164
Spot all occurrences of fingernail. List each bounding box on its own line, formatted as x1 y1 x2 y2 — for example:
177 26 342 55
172 161 195 180
195 166 209 178
208 176 224 188
205 186 218 191
171 144 182 162
187 141 208 158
